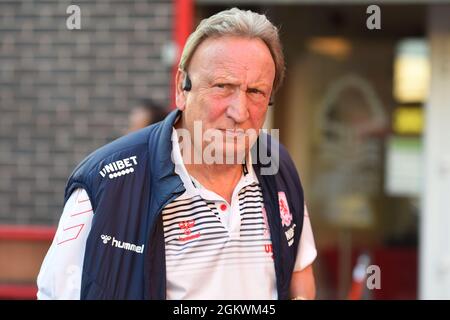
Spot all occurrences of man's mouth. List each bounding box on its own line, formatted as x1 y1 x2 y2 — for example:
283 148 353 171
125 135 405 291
220 128 246 136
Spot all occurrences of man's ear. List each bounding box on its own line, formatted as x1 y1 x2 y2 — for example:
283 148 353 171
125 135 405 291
175 69 187 111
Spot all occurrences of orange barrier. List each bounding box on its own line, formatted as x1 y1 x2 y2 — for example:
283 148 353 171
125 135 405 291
0 225 56 241
347 254 370 300
0 225 55 300
0 284 38 300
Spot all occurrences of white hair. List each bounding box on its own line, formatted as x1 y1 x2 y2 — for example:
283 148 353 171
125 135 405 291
179 8 285 92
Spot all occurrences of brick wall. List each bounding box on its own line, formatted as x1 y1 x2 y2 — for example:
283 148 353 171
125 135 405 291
0 0 174 225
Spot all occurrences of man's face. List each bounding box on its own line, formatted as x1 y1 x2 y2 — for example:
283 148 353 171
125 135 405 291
176 36 276 163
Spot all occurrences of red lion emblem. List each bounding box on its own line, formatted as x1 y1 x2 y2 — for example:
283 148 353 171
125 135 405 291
278 192 292 227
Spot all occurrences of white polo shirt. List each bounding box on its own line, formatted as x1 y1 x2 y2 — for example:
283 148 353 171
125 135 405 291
163 128 317 299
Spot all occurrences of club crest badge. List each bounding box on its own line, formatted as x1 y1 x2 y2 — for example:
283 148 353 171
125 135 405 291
278 192 292 227
278 192 295 247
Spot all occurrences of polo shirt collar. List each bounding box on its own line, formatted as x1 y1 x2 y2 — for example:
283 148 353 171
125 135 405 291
170 127 258 201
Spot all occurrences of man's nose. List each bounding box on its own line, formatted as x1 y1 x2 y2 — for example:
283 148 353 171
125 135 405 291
226 90 249 123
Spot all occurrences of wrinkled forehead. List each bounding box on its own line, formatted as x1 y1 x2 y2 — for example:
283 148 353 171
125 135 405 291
188 36 276 82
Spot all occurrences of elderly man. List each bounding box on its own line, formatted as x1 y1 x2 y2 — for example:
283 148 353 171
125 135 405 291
37 8 316 300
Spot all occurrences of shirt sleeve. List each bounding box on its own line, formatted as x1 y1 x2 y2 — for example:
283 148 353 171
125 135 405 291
293 203 317 272
36 188 94 300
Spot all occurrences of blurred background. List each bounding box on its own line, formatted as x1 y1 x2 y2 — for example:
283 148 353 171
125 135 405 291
1 0 449 300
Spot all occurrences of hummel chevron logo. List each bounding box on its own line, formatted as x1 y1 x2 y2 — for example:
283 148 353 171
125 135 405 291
99 156 138 179
101 234 111 244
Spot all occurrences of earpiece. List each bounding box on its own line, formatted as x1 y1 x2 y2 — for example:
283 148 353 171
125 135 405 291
182 74 192 91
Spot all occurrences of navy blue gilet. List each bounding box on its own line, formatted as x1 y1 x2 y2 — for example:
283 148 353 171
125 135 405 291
64 109 305 300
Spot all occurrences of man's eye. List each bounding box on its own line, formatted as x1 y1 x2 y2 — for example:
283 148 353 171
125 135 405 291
215 83 227 89
248 88 263 95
